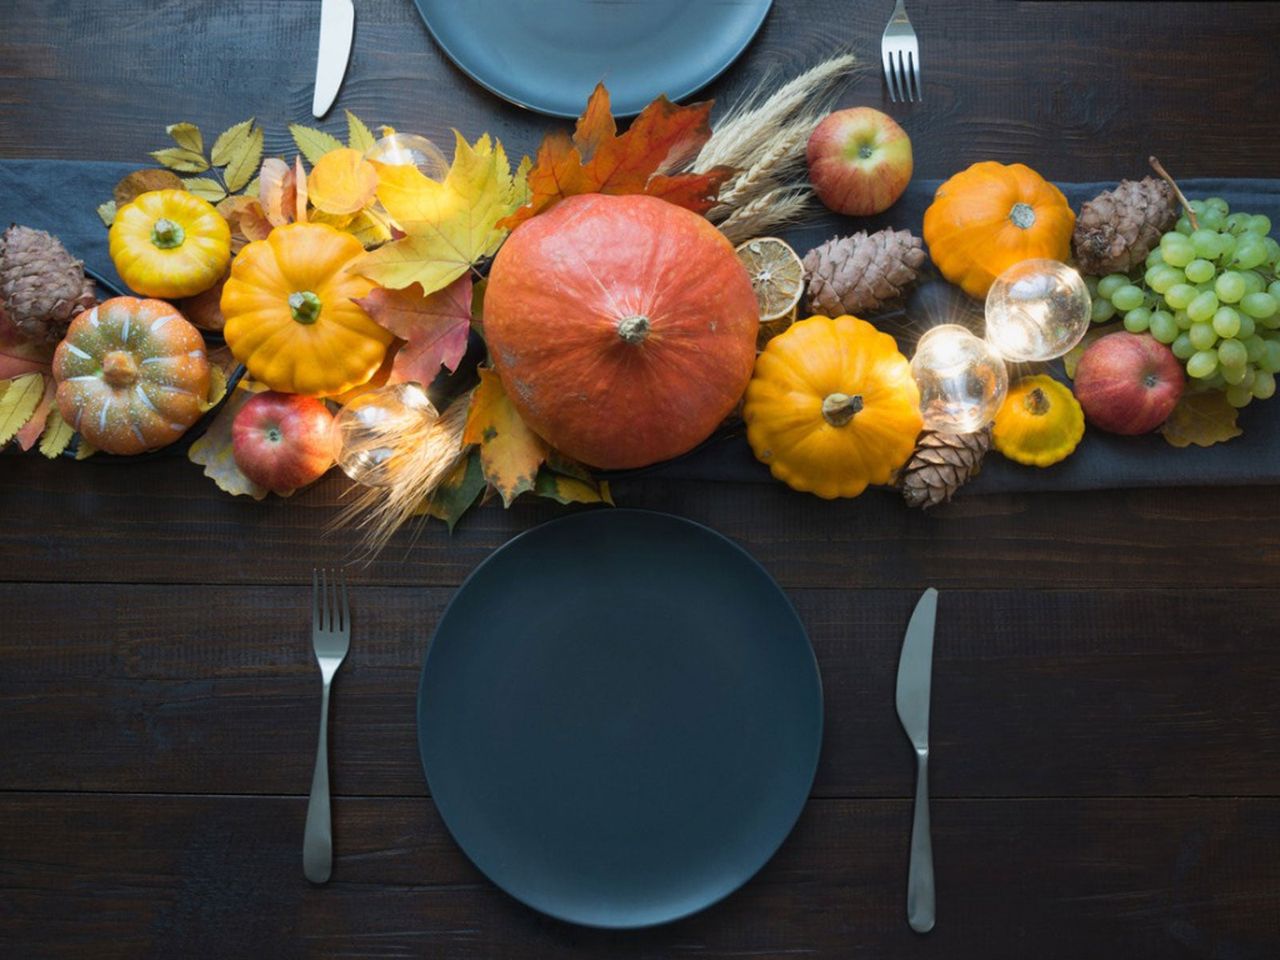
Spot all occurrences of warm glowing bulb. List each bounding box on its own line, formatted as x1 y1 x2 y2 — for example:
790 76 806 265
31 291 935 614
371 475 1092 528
332 383 438 488
364 133 449 181
985 259 1092 362
911 324 1008 434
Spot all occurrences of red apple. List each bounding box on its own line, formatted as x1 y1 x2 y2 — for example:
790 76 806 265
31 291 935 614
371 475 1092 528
1074 332 1185 435
232 391 335 493
806 107 913 216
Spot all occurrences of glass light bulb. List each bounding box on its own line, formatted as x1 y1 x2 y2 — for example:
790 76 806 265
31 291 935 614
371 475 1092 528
911 324 1008 434
985 259 1092 362
364 133 450 181
332 383 437 488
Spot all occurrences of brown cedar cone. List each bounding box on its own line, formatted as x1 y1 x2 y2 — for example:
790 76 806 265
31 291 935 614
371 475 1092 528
899 426 992 509
1073 177 1177 276
0 224 97 351
803 228 926 316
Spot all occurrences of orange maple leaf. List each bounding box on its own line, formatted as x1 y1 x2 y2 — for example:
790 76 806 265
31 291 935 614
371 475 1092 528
499 84 734 228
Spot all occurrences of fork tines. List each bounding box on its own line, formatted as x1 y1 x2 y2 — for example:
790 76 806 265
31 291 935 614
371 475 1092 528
312 568 349 635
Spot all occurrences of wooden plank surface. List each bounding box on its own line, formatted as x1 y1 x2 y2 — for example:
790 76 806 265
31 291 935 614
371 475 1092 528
2 793 1277 960
4 0 1280 956
3 583 1279 799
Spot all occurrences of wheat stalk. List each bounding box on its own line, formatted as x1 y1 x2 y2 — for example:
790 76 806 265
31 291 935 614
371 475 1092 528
718 187 815 245
330 395 472 561
709 120 812 219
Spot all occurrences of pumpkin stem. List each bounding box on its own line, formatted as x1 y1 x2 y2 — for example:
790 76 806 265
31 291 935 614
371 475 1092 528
1024 386 1051 416
1008 203 1037 230
289 291 323 325
821 392 863 427
150 218 185 249
1149 156 1199 231
616 314 650 345
102 350 139 388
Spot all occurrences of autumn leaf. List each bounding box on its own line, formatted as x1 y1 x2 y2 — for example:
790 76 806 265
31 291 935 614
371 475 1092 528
346 110 376 152
217 195 272 252
535 467 613 506
294 156 309 223
289 123 345 166
223 124 264 192
211 119 255 167
188 385 272 499
38 407 74 459
423 447 486 530
198 366 230 413
13 374 55 451
1063 322 1122 380
150 147 209 174
166 122 203 154
1160 390 1243 448
258 158 296 225
0 374 46 446
354 132 526 295
462 367 547 506
345 209 393 248
308 148 379 215
356 276 473 387
114 168 183 205
501 83 734 228
183 177 226 203
97 201 117 227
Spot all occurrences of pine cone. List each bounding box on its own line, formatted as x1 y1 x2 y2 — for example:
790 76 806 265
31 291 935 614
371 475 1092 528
899 426 991 509
0 224 97 352
803 228 926 316
1073 177 1177 276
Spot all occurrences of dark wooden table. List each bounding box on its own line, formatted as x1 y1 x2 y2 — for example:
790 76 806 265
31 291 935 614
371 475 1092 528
4 2 1280 957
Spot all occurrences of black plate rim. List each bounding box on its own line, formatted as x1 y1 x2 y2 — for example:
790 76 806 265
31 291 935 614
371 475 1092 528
415 507 823 929
411 0 774 119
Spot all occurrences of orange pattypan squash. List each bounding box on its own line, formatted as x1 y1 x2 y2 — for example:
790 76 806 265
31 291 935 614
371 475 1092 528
52 297 211 455
744 315 922 499
221 222 392 396
923 161 1076 299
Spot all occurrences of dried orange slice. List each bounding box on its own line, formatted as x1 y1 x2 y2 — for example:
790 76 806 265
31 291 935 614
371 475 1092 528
735 237 805 324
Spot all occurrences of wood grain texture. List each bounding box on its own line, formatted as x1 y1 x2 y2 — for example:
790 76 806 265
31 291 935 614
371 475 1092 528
2 793 1277 960
3 457 1280 588
2 0 1278 179
2 583 1279 800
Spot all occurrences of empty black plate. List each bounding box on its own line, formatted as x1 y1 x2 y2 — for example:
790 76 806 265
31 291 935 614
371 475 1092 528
417 509 822 927
412 0 773 118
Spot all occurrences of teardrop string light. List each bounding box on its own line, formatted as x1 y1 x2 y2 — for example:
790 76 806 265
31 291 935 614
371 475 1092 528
908 259 1093 435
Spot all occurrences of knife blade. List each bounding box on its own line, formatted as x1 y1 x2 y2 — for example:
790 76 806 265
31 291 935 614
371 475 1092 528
312 0 355 119
895 587 937 934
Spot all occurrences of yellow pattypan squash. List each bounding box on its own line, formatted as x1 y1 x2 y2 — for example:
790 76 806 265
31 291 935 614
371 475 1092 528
992 374 1084 467
109 189 231 299
221 222 392 396
922 161 1075 299
744 315 922 499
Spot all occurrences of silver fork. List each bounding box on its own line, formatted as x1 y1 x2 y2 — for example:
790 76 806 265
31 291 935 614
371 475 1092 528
304 568 350 884
881 0 922 103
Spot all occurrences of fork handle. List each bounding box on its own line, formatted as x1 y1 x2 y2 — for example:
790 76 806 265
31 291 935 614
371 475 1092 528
304 680 333 883
907 750 935 933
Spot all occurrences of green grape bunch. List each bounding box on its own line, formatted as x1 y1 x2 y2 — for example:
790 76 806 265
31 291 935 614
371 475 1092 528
1086 197 1280 409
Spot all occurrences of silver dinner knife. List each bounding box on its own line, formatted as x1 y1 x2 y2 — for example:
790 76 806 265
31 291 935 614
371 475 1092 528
312 0 355 118
895 587 938 933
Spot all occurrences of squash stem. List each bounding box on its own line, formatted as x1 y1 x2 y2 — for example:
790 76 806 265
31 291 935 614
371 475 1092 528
1024 386 1050 416
617 314 650 344
1008 202 1036 230
150 218 185 249
289 291 323 325
821 392 863 427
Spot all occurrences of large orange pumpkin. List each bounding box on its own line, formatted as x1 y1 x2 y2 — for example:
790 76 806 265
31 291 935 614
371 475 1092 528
923 161 1076 299
483 193 759 469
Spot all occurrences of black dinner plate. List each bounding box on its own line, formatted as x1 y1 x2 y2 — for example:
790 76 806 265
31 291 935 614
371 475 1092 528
417 509 822 927
411 0 773 118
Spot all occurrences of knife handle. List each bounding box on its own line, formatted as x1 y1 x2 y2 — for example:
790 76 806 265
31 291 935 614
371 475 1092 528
907 749 935 933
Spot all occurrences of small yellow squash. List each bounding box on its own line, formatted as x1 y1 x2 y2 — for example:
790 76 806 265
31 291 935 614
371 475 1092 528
992 374 1084 467
744 315 922 499
221 222 392 396
109 189 231 299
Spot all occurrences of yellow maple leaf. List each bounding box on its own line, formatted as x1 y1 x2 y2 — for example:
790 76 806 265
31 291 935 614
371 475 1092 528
353 132 528 296
462 368 547 507
1160 390 1243 448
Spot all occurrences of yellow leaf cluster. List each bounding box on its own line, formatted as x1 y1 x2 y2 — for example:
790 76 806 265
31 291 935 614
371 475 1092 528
353 132 529 296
